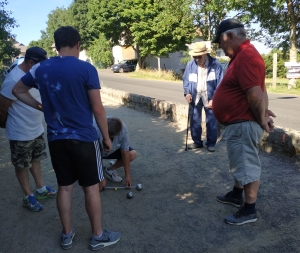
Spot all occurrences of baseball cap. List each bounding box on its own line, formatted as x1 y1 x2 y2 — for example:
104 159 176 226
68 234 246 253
25 47 47 63
212 18 244 43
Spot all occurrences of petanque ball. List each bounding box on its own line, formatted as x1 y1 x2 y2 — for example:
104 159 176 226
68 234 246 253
127 192 133 199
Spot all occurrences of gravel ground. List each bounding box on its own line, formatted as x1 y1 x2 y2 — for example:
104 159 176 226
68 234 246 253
0 97 299 253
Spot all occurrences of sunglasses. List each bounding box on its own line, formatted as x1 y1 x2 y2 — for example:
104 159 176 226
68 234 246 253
193 55 203 59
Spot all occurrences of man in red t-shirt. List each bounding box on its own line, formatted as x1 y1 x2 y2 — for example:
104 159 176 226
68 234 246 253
212 19 276 225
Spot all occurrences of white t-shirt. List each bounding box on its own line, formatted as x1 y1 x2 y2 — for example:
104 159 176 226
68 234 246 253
0 65 44 141
196 65 208 106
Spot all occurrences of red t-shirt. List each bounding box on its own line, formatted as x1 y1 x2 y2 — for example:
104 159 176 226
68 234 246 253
213 40 265 124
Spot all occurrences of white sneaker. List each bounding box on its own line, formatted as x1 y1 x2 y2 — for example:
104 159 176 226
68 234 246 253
104 167 122 183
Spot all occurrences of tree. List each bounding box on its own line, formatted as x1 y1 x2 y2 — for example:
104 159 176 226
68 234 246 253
69 0 91 50
86 33 113 68
192 0 233 42
230 0 299 62
262 49 289 78
0 1 20 66
87 0 195 70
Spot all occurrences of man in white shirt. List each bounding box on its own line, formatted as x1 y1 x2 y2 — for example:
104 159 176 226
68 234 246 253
0 47 56 212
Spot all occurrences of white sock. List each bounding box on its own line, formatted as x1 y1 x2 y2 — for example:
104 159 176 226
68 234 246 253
37 185 47 193
94 232 103 239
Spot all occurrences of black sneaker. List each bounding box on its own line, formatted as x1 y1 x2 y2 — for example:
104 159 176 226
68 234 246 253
225 208 257 225
188 143 203 149
216 191 243 207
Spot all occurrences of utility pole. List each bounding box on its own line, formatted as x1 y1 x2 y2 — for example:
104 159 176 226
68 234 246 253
272 53 277 88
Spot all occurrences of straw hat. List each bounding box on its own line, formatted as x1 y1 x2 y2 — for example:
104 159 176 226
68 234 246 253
189 42 209 56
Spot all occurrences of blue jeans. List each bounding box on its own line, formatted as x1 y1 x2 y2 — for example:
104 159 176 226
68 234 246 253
189 100 217 147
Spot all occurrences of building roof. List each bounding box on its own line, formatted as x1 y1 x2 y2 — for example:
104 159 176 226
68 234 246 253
14 43 27 55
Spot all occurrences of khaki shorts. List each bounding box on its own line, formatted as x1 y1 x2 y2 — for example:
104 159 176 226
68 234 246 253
9 134 47 169
223 121 264 186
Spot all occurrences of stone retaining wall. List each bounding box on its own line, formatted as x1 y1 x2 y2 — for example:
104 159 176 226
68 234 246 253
101 87 300 157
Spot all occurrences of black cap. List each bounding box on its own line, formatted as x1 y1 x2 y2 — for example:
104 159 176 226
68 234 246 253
25 47 47 63
212 18 244 43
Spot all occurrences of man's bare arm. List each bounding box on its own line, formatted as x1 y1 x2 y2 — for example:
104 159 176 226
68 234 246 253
246 85 275 132
121 149 132 187
0 94 13 127
246 86 265 126
12 80 42 111
88 89 111 151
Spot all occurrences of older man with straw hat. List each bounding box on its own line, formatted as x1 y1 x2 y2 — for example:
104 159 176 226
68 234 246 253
183 41 223 152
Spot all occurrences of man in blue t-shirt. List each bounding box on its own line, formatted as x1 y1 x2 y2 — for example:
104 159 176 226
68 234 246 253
12 26 120 251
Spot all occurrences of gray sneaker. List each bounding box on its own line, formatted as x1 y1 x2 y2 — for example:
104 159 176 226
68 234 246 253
104 167 122 183
89 229 121 251
61 228 75 250
225 208 257 225
216 191 244 207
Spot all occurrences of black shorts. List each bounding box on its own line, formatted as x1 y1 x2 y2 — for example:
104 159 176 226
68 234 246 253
48 139 103 187
104 146 133 160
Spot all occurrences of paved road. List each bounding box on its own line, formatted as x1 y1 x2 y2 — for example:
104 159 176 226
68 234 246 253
98 69 300 131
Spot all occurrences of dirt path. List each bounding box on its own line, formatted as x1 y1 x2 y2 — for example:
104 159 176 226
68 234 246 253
0 97 299 253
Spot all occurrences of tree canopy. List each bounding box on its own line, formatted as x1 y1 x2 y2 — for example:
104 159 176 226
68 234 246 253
27 0 299 69
87 0 195 68
231 0 299 61
0 0 20 66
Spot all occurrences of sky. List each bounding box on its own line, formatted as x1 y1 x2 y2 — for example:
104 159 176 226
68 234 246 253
7 0 73 45
6 0 271 54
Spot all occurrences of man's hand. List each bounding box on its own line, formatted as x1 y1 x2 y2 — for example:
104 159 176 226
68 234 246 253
185 94 192 103
103 138 112 152
207 100 213 109
99 178 106 191
125 175 132 188
262 109 276 132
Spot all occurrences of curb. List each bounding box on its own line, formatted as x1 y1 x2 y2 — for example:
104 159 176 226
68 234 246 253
101 87 300 157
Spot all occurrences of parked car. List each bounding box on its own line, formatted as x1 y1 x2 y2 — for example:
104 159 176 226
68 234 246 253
3 57 25 77
111 59 138 73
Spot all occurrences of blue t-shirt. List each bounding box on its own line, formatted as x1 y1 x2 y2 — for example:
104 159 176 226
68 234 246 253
21 56 100 142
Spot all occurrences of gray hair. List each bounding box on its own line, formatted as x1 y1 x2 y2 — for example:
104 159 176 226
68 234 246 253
223 27 247 40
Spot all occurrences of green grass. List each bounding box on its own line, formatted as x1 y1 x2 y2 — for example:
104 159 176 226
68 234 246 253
265 78 300 95
128 68 181 82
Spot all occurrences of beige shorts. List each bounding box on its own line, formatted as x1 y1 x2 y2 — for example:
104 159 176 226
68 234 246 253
223 121 264 186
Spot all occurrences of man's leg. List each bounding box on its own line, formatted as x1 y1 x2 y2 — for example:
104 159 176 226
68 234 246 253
223 122 263 225
57 183 75 234
29 161 45 189
189 103 203 147
110 150 137 170
82 184 103 236
204 107 217 148
15 167 32 196
244 180 260 204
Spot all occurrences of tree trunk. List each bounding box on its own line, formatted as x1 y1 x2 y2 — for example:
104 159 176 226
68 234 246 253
287 0 297 62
